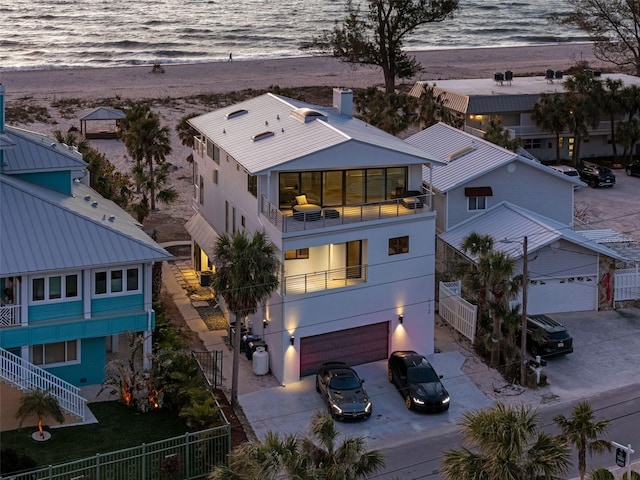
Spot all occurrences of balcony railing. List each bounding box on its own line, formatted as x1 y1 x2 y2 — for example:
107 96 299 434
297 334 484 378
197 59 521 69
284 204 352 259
0 304 20 327
283 265 368 295
262 195 431 233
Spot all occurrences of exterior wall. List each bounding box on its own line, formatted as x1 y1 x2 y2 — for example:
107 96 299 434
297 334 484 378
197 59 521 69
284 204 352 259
15 171 72 195
445 162 574 230
44 337 106 386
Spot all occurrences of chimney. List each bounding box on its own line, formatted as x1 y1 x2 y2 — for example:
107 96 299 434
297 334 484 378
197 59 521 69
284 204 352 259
333 87 353 118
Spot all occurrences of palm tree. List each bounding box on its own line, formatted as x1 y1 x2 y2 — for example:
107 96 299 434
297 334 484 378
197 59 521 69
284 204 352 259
553 401 612 480
354 87 417 135
416 83 459 129
599 78 624 161
441 402 571 480
176 112 199 163
587 468 615 480
301 412 385 480
15 389 65 438
211 230 280 406
483 117 522 152
532 92 568 163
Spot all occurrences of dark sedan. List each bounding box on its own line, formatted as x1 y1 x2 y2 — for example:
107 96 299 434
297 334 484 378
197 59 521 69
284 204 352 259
388 351 450 412
315 362 372 421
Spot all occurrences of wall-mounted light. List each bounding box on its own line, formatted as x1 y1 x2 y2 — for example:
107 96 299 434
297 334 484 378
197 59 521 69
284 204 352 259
289 335 295 346
263 319 268 329
398 314 404 324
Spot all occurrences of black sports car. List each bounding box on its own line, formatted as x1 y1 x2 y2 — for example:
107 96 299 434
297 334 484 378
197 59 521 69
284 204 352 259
315 362 372 421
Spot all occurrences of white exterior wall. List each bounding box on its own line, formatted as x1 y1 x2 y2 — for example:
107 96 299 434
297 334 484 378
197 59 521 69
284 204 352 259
445 162 574 231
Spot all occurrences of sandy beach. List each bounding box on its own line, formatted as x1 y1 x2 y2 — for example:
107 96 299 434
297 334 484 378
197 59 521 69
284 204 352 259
0 43 610 241
0 43 605 103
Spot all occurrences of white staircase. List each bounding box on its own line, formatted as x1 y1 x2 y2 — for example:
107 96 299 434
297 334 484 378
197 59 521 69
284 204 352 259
0 347 86 420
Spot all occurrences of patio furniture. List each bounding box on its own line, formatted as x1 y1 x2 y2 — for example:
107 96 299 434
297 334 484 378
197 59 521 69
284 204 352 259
293 204 322 221
323 208 340 219
400 190 425 209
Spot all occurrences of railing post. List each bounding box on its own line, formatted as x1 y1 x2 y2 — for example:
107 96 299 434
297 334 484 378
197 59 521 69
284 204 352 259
141 444 146 479
96 453 100 480
185 432 191 479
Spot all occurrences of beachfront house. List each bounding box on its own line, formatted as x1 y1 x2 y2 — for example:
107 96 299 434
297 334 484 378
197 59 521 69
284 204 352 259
405 123 624 314
0 84 171 429
409 73 640 163
186 88 444 385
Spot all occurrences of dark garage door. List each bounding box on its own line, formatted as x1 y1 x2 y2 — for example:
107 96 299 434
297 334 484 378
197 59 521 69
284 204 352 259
299 322 389 377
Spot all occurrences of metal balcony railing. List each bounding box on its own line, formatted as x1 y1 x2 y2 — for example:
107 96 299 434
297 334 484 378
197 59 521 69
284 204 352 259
283 265 368 294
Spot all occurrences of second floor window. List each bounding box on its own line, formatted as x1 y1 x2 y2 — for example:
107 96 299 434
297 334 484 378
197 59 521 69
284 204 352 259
389 236 409 255
248 174 257 197
94 267 140 296
468 196 487 211
285 248 309 260
31 273 79 303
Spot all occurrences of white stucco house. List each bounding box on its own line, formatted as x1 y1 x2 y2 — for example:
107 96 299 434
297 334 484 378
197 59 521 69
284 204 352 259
186 88 444 385
405 122 624 314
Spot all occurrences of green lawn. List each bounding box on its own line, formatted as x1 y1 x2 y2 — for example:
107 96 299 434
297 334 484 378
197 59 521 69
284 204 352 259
3 401 191 469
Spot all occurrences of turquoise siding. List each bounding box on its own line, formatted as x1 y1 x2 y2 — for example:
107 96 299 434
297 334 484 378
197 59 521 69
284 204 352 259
15 171 72 195
92 293 145 317
44 337 106 386
29 300 83 323
0 311 154 350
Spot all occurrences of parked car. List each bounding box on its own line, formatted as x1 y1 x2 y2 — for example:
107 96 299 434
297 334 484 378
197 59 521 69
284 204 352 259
315 362 372 421
387 351 450 412
626 161 640 177
526 314 574 357
549 164 580 178
579 164 616 187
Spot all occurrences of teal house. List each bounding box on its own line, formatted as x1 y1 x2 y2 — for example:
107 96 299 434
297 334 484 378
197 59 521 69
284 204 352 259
0 84 171 424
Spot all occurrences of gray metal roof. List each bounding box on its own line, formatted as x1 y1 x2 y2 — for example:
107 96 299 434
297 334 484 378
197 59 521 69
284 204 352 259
79 107 126 122
0 175 171 276
189 93 443 174
1 126 87 174
185 212 219 259
405 123 582 192
577 229 640 263
439 201 623 261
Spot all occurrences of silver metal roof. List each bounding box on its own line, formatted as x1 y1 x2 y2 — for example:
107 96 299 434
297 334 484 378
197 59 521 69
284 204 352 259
79 107 126 121
2 126 86 174
577 229 640 263
189 93 443 174
0 175 171 276
405 123 582 192
185 212 219 259
439 201 623 261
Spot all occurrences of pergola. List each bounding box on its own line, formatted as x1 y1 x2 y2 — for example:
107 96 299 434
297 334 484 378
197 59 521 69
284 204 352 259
79 107 125 139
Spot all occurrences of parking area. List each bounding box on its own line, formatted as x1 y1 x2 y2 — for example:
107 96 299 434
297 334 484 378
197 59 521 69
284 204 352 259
239 307 640 450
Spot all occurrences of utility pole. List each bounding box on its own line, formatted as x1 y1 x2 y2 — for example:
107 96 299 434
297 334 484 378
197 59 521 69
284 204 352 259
520 236 528 387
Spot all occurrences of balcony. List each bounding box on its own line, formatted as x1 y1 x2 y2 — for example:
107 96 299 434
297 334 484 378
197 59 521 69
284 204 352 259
261 194 431 233
0 304 20 328
283 265 368 295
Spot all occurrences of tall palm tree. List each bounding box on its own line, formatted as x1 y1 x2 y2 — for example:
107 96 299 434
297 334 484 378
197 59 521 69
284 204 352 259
354 87 417 135
416 83 459 129
300 412 385 480
483 117 522 152
532 92 568 163
15 389 65 438
441 402 571 480
211 230 280 406
587 468 615 480
553 401 612 480
599 78 624 162
176 112 199 164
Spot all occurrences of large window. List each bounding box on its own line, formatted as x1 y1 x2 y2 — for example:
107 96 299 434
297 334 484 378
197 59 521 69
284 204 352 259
31 273 79 303
389 236 409 255
32 340 78 366
94 267 140 296
248 174 257 197
468 196 487 211
285 248 309 260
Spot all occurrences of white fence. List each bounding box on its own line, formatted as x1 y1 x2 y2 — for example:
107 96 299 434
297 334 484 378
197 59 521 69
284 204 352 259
439 281 477 343
615 268 640 301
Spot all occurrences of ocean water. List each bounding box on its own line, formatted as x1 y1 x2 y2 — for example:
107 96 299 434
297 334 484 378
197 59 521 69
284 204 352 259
0 0 587 70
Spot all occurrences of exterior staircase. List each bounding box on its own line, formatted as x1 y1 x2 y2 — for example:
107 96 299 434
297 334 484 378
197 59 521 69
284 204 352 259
0 347 86 431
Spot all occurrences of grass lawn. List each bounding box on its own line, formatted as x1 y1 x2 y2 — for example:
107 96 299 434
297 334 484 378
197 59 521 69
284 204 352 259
2 401 191 469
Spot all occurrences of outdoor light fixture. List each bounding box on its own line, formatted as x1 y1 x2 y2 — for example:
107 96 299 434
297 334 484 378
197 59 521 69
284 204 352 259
399 314 404 324
290 335 295 346
263 319 268 329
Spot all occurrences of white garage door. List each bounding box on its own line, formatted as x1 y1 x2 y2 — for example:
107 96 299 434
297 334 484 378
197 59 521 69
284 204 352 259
527 276 597 314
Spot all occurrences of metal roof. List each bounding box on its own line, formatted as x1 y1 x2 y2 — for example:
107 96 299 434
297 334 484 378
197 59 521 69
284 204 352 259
189 93 443 174
405 123 582 192
1 126 87 174
577 229 640 263
439 201 623 261
79 107 126 122
185 212 219 259
0 175 171 276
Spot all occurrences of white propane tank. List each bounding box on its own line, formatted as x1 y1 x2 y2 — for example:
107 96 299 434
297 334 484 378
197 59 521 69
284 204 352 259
252 346 269 375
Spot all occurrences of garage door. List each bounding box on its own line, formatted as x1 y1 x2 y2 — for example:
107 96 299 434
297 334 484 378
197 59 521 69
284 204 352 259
527 276 597 314
299 322 389 377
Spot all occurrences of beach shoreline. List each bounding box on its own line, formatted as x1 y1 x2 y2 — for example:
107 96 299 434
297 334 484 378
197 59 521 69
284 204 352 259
0 43 608 103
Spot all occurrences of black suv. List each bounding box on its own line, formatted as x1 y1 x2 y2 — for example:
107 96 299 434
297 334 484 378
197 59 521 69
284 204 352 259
579 164 616 188
626 161 640 177
526 314 573 357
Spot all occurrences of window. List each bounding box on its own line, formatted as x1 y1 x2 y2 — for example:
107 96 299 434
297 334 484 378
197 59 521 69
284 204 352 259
389 236 409 255
199 175 204 205
285 248 310 260
248 174 257 197
32 340 78 366
31 273 79 303
468 196 487 211
206 140 220 164
523 139 541 149
94 268 140 296
193 163 199 200
241 216 246 228
213 169 218 184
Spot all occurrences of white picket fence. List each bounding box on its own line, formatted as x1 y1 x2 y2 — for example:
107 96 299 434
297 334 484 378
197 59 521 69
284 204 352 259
439 281 477 343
